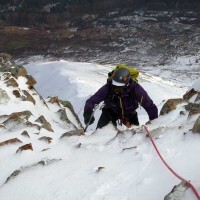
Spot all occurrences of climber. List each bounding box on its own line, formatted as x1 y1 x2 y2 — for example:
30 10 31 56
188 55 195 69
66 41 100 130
83 67 158 129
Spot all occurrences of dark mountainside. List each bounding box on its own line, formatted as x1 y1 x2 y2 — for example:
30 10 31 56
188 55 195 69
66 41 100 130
0 0 200 66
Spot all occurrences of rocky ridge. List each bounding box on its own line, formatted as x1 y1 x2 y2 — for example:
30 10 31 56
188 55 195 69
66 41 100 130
0 53 84 187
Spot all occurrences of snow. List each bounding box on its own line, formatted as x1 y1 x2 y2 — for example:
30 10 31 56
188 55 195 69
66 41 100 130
139 55 200 88
0 60 199 200
191 78 200 91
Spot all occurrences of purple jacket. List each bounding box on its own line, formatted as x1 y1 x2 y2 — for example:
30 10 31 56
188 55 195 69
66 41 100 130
84 81 158 120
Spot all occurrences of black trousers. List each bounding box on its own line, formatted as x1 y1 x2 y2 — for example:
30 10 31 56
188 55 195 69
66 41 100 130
97 108 139 129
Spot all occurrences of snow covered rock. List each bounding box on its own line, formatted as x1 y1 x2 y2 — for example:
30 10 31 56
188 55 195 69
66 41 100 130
0 53 15 69
185 103 200 116
60 100 83 129
48 96 61 106
191 78 200 92
21 130 30 138
57 108 72 124
164 181 189 200
0 88 10 103
25 74 37 87
35 115 54 132
0 138 22 147
60 129 84 138
0 53 36 89
181 78 200 120
4 158 61 185
16 143 33 153
0 53 24 76
184 78 200 102
2 111 33 130
38 136 53 143
183 88 198 101
16 65 28 77
5 170 21 184
21 90 36 104
160 98 185 115
192 116 200 134
5 77 19 87
195 93 200 103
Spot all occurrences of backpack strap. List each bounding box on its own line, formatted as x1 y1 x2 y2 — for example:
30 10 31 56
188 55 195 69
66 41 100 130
130 81 143 107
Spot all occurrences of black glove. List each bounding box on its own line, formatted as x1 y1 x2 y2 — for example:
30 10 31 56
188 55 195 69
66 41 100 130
84 112 95 125
129 111 139 126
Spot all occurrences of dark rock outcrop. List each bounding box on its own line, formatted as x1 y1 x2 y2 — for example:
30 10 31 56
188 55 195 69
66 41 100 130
185 103 200 116
183 88 198 101
13 89 21 98
0 138 22 147
35 115 54 132
16 143 33 153
21 130 30 138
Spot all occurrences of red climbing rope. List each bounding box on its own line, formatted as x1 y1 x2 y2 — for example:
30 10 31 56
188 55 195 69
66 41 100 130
143 125 200 200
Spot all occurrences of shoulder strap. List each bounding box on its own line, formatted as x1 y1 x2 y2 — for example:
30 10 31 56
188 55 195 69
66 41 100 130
130 82 137 103
105 80 113 97
130 82 143 107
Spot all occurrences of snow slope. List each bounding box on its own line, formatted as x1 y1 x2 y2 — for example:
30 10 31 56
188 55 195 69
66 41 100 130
24 60 187 131
0 60 199 200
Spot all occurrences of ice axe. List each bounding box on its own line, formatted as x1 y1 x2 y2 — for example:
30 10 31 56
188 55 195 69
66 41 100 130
84 104 99 132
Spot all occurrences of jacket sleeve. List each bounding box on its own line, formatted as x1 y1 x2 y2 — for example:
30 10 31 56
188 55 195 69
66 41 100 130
134 83 158 120
84 84 109 113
